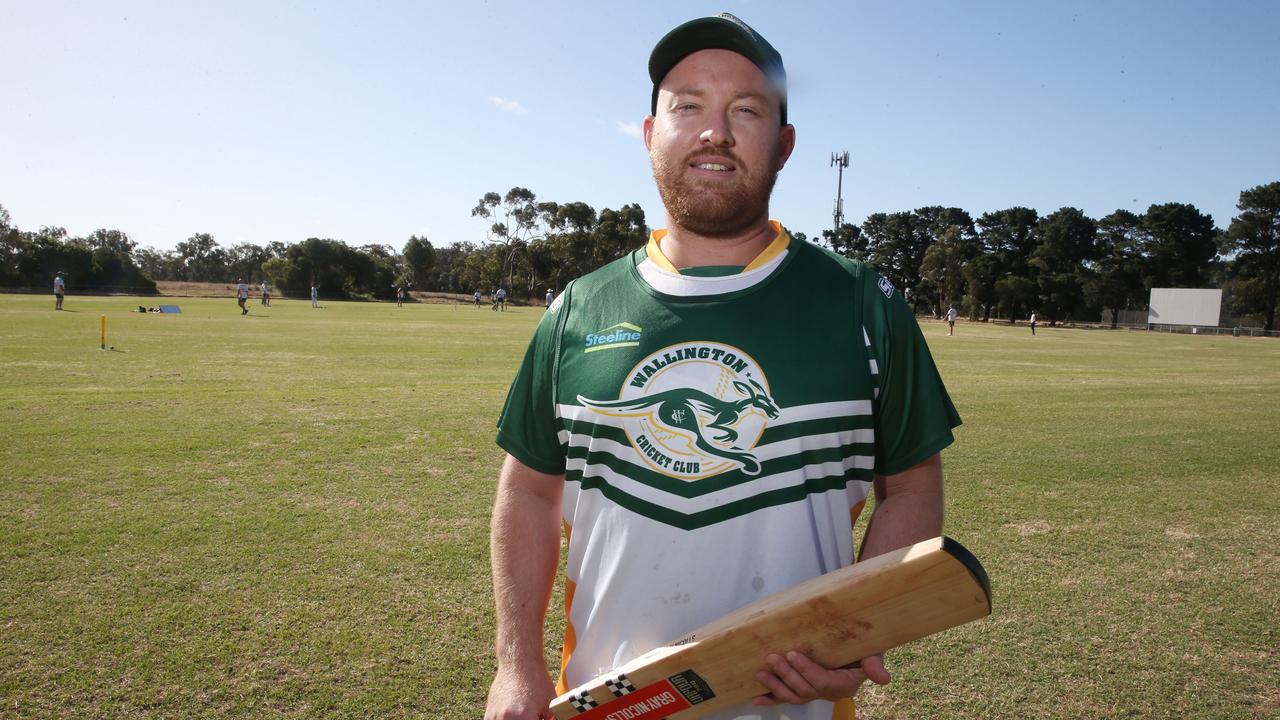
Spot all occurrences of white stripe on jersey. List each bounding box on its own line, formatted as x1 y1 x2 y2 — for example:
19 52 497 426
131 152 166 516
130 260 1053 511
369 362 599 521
562 453 873 514
635 250 789 297
555 401 874 514
559 399 871 431
773 399 872 425
557 422 873 467
863 325 880 399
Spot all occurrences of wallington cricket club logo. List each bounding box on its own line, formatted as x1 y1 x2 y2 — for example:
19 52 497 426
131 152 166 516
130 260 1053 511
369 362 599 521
578 342 778 479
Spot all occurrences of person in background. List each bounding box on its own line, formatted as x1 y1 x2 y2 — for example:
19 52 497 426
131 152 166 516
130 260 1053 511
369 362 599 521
53 271 66 310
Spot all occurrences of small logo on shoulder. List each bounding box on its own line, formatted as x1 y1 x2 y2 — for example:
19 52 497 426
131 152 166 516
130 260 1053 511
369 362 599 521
878 276 895 299
585 322 642 353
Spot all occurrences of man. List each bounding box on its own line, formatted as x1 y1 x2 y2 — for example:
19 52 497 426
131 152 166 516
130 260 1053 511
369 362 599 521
260 280 271 306
474 289 483 308
946 304 958 336
486 14 960 720
1029 311 1037 335
53 271 66 310
311 283 320 308
236 278 250 315
545 288 554 308
397 284 406 308
494 287 507 312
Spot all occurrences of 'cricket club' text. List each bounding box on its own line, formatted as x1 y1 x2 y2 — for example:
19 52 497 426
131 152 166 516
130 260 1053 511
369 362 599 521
636 434 701 474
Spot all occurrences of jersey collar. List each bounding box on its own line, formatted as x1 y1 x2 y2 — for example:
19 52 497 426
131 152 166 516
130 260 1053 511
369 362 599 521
636 220 792 297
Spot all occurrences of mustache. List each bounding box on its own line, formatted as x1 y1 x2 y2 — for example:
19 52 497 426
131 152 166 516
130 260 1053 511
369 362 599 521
684 150 743 169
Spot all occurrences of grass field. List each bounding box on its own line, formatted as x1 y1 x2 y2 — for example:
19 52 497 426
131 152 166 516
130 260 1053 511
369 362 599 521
2 292 1277 719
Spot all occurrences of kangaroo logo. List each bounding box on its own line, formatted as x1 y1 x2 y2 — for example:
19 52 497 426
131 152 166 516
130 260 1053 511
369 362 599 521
577 342 779 479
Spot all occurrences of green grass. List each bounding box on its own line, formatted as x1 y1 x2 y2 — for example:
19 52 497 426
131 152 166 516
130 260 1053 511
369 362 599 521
2 294 1277 719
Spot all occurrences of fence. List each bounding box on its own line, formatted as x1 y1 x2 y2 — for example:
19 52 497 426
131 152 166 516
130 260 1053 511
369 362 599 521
1102 307 1279 338
1145 323 1279 338
915 310 1279 338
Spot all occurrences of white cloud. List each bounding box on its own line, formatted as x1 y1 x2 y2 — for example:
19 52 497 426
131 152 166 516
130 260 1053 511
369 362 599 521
488 96 528 115
616 121 643 138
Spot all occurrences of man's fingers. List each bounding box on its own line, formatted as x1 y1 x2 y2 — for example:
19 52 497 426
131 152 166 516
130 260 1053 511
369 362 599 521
781 651 851 695
751 651 892 707
759 653 817 704
857 654 892 686
753 652 865 705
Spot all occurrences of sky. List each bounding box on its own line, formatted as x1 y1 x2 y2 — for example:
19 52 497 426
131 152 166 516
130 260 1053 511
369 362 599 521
2 0 1278 253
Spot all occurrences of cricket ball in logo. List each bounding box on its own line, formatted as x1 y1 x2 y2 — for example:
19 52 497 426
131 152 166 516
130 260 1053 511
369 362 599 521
577 342 779 480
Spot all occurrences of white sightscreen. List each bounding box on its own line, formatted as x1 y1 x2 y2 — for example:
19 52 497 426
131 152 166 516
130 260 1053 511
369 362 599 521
1147 288 1222 327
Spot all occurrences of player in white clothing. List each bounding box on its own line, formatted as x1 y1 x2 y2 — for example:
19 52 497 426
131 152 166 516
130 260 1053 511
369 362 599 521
53 272 66 310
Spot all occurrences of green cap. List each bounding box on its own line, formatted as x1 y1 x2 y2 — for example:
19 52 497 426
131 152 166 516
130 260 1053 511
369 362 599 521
648 13 787 124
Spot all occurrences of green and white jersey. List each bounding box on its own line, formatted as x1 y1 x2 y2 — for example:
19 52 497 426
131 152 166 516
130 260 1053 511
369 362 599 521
497 223 960 720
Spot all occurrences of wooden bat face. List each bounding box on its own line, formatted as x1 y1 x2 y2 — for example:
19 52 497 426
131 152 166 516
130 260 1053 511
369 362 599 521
551 536 990 720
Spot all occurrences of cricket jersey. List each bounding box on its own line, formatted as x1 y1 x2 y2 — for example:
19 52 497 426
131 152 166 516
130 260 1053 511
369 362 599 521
497 221 960 720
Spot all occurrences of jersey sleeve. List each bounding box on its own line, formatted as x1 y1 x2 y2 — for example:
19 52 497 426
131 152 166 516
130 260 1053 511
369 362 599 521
495 295 567 475
862 272 962 477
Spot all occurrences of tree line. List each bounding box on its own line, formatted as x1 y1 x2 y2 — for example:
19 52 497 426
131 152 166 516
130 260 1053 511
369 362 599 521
2 180 1276 329
819 181 1278 331
0 189 646 303
0 214 159 295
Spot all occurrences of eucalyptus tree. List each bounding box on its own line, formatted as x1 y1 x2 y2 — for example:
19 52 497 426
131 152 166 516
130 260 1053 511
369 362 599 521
975 208 1041 321
1089 210 1147 327
1030 208 1097 324
1140 202 1218 289
1224 181 1280 330
471 187 557 291
175 233 226 281
403 235 437 288
861 211 929 307
822 222 866 260
919 225 969 317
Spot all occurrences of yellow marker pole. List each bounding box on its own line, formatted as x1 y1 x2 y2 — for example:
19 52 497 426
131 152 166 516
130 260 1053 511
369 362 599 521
100 315 106 350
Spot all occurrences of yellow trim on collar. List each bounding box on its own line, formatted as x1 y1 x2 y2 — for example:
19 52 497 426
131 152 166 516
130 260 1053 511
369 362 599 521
744 220 790 271
644 229 679 273
645 220 790 273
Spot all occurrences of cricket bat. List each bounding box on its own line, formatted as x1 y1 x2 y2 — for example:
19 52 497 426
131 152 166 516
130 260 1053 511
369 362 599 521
550 536 990 720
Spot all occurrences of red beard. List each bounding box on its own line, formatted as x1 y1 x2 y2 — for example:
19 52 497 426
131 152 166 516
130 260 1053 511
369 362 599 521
651 148 779 238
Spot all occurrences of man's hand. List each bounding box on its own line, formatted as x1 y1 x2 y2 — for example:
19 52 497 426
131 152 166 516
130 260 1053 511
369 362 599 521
751 652 891 706
485 664 556 720
749 455 941 708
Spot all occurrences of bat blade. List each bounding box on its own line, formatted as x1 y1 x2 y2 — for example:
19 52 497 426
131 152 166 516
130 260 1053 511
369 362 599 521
550 536 991 720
